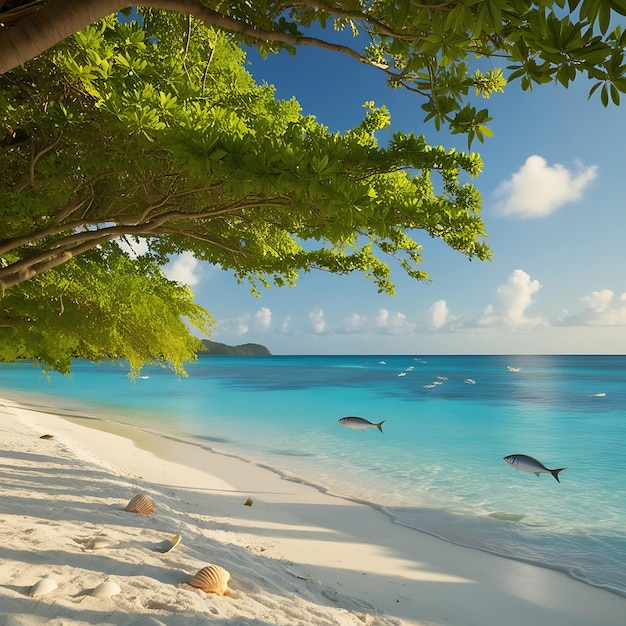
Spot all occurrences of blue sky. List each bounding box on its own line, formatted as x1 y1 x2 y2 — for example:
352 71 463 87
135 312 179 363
163 33 626 355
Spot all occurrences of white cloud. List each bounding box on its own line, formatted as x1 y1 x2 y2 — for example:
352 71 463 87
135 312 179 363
343 313 368 333
309 308 327 333
280 317 291 334
164 251 201 286
254 307 272 331
336 310 413 335
559 289 626 326
479 269 546 329
430 300 449 330
217 313 250 337
583 289 614 312
493 155 597 218
234 316 250 335
375 308 414 335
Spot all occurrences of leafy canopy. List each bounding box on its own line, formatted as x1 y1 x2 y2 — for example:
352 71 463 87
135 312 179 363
2 1 626 145
0 245 214 375
1 12 490 373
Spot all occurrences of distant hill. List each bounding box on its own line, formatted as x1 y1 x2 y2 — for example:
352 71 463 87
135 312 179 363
200 340 271 356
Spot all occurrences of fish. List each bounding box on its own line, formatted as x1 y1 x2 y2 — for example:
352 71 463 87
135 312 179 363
503 454 566 482
338 416 385 433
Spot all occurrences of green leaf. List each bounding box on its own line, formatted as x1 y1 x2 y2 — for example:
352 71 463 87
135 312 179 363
588 81 603 99
601 83 609 106
598 3 611 34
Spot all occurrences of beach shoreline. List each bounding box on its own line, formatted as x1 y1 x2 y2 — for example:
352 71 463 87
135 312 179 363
1 395 625 626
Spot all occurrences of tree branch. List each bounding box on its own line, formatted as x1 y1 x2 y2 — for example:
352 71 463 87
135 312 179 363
156 227 246 256
0 217 90 256
0 235 116 290
292 0 421 41
0 0 390 74
13 133 63 191
0 191 293 289
157 0 390 69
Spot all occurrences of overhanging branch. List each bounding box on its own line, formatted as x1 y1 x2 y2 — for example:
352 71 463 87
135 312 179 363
0 0 390 74
0 191 293 289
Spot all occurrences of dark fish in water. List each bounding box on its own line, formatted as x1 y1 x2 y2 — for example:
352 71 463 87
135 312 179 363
503 454 566 482
338 416 385 433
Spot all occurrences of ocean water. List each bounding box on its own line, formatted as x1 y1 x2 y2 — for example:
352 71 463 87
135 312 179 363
1 354 625 597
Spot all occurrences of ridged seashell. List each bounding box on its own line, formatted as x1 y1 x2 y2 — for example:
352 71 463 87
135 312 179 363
187 565 231 595
125 493 155 515
29 578 58 597
91 581 121 598
155 533 181 553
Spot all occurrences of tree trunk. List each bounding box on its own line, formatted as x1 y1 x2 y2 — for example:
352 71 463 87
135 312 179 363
0 0 220 74
0 0 129 74
0 0 243 74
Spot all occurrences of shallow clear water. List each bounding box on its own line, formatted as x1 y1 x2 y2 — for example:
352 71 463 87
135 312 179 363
1 354 625 596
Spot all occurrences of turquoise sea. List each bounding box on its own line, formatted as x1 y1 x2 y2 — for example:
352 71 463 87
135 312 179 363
1 354 625 597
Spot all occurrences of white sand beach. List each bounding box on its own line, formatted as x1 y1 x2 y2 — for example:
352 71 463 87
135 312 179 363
1 396 624 626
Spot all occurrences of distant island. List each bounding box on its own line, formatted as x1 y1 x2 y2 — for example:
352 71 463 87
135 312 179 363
200 339 271 356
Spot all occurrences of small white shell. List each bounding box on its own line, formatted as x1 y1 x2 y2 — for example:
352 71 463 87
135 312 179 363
155 533 181 553
187 565 230 595
125 493 155 515
91 581 121 598
29 578 58 597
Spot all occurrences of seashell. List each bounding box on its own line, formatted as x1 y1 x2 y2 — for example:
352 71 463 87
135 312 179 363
244 497 253 506
125 493 155 515
86 536 116 550
187 565 231 595
29 578 58 597
155 533 181 553
39 434 54 440
91 581 121 598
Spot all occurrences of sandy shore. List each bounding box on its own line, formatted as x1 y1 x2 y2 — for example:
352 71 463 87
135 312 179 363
1 396 624 626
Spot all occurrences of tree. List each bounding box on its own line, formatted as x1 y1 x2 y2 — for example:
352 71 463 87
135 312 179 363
0 245 215 375
2 1 626 145
1 13 489 373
